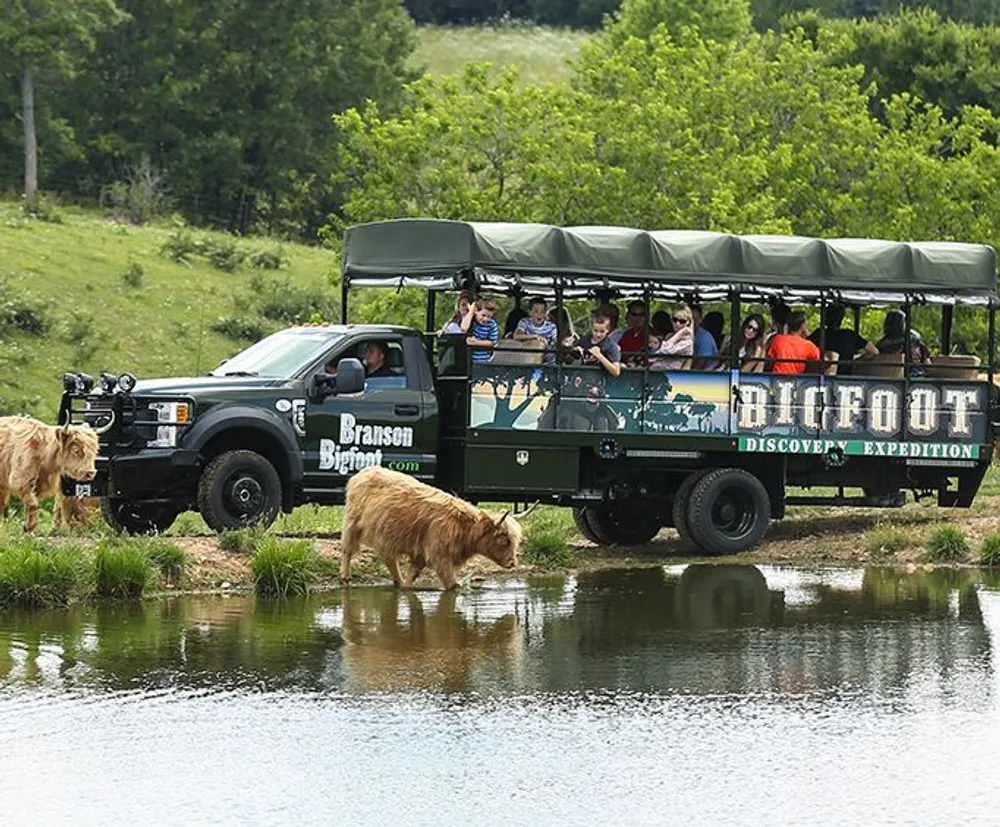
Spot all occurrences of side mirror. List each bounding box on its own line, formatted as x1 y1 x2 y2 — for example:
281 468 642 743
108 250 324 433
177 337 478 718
333 358 365 395
310 357 365 400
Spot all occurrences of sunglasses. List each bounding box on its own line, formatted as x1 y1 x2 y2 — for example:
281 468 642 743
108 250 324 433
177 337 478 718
745 324 760 333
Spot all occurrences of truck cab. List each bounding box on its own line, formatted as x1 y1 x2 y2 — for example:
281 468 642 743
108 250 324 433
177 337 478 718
61 324 438 533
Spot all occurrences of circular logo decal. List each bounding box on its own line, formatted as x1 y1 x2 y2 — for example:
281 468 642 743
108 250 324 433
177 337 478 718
275 399 292 413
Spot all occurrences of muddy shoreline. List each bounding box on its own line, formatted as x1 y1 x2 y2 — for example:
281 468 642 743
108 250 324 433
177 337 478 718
162 496 1000 594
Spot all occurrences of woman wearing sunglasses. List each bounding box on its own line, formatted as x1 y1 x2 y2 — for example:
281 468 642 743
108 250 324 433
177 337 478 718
736 312 767 373
649 304 695 371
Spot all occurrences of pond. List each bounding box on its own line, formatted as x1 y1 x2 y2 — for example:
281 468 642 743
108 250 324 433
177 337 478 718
2 564 999 826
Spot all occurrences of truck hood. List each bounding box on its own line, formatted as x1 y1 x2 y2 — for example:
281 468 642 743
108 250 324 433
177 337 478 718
133 376 290 396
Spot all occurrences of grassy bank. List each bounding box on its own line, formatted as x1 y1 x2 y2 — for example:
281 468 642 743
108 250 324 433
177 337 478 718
411 24 589 86
0 201 336 416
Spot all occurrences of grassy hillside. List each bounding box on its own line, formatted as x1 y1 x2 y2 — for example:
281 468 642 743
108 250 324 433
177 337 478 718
0 201 337 418
411 24 590 85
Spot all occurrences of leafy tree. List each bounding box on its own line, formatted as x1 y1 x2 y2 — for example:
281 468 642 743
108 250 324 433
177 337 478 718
55 0 416 237
0 0 124 205
795 9 1000 123
608 0 752 44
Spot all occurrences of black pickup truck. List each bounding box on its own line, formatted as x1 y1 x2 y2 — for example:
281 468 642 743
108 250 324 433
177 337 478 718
61 219 1000 554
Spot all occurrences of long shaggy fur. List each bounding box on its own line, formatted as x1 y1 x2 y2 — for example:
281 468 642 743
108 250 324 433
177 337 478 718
0 416 101 532
340 466 523 590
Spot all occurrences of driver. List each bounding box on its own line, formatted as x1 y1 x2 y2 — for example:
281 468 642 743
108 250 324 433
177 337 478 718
363 341 393 378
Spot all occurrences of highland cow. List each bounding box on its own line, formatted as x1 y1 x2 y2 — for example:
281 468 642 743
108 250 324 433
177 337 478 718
340 466 523 589
0 415 111 532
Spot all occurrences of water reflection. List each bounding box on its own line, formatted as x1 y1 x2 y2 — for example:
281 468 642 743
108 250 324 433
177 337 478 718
0 565 993 699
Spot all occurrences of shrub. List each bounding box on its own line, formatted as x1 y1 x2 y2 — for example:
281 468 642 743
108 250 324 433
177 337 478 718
218 526 267 555
210 315 269 342
64 310 98 366
866 522 912 556
23 194 63 224
521 527 575 569
161 224 203 264
980 534 1000 566
101 157 170 225
924 525 970 562
248 246 288 270
0 282 50 336
251 274 336 323
120 262 144 289
204 238 246 272
251 538 321 597
0 541 82 608
140 539 188 581
94 542 154 598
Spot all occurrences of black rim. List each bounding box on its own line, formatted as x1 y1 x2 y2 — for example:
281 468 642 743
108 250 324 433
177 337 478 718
224 471 265 518
710 487 757 540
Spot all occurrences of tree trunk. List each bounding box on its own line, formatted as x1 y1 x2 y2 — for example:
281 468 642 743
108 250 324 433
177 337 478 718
22 62 37 206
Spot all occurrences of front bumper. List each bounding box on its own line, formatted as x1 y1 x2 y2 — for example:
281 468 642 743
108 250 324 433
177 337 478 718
62 449 200 500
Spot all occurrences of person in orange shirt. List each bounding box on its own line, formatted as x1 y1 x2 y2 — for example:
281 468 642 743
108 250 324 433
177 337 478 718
767 311 820 374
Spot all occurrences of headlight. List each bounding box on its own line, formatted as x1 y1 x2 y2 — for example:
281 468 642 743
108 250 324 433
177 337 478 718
146 401 191 448
118 373 137 393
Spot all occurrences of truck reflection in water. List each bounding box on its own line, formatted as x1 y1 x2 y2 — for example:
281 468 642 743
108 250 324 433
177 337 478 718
0 565 994 698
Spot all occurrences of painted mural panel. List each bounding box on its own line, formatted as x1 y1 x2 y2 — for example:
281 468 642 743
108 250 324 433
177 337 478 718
469 366 731 434
469 364 987 457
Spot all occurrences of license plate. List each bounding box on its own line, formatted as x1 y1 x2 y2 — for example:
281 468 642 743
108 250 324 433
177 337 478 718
61 478 106 497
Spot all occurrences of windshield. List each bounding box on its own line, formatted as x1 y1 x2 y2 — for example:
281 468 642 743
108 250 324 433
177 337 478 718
210 329 343 378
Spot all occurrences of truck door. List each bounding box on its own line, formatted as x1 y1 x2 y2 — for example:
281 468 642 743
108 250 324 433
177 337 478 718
299 335 438 495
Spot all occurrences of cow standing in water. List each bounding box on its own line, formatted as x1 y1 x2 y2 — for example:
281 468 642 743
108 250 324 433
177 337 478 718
0 415 111 532
340 466 523 590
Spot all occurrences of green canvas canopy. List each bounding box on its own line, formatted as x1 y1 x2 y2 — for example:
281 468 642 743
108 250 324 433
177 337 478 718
342 219 998 305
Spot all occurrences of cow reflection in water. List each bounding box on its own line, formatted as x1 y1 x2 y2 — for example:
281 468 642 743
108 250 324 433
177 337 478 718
338 589 519 693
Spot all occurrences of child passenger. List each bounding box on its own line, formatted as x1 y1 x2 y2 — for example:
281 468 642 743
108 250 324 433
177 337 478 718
514 296 557 363
467 299 499 362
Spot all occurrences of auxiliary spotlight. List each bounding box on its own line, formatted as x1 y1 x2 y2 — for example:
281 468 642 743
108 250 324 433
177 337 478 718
99 372 119 394
76 373 95 394
117 372 137 393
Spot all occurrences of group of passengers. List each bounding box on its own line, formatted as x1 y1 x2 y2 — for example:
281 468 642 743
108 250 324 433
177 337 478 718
440 291 933 376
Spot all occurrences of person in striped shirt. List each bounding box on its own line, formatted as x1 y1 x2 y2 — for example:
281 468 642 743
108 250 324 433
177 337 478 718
467 299 499 362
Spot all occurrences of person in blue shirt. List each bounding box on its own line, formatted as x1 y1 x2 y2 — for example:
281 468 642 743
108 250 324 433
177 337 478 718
467 299 499 362
690 302 720 370
514 296 558 363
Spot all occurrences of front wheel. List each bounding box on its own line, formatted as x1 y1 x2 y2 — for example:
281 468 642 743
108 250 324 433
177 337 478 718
100 498 179 535
197 450 282 532
686 468 770 556
581 503 662 547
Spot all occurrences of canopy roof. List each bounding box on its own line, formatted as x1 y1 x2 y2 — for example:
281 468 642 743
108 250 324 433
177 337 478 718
342 219 998 305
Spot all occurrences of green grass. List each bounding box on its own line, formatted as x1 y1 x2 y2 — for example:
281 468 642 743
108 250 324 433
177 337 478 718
138 537 189 581
411 24 590 86
521 525 576 568
980 534 1000 565
251 538 321 597
0 201 336 415
924 524 971 562
217 526 268 555
866 522 914 556
0 540 83 608
94 541 154 598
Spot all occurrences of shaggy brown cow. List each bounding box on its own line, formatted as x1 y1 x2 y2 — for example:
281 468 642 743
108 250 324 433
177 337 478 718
340 466 523 589
0 415 111 532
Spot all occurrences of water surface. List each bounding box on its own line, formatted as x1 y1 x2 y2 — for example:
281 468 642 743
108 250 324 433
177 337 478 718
2 565 999 826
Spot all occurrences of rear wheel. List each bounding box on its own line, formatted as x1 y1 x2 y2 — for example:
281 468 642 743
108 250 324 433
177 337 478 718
100 498 179 535
581 502 662 547
672 470 712 549
687 468 770 556
197 450 282 532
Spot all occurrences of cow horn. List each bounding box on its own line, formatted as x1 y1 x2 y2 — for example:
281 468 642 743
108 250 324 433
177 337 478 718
512 501 541 521
91 410 116 435
495 510 510 526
